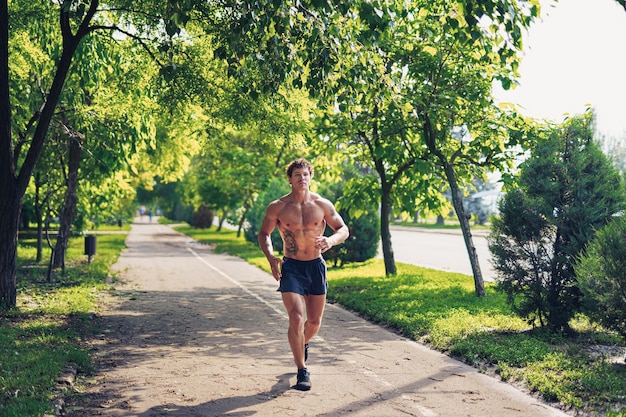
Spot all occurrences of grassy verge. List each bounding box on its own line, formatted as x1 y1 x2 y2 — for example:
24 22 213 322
1 232 126 417
175 225 626 417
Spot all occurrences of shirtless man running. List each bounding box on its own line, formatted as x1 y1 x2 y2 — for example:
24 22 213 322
258 158 349 391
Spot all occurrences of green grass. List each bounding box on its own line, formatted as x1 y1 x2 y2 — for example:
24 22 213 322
176 225 626 416
1 233 126 417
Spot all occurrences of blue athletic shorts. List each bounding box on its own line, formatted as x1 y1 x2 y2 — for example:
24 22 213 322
278 257 328 296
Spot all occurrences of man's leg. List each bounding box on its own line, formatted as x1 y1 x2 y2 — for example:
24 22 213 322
282 292 306 369
304 294 326 345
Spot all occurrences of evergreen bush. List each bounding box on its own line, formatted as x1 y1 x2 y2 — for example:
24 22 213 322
488 115 625 331
324 208 380 267
576 216 626 337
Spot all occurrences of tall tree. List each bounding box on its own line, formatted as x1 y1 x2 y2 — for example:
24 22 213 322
51 32 168 267
52 117 82 271
192 0 539 284
1 0 100 307
1 0 201 308
307 0 536 287
3 0 240 307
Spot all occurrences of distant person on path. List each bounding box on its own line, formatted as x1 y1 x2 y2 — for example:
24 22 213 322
258 158 349 391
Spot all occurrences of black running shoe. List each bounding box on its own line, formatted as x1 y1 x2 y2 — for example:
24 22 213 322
295 368 311 391
305 343 309 362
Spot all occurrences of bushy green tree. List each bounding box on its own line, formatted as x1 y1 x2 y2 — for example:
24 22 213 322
576 216 626 337
488 114 626 331
318 161 380 267
324 208 380 267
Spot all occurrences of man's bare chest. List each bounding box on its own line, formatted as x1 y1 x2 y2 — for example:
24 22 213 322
277 202 325 230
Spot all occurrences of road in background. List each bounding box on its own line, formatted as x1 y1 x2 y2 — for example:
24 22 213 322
383 226 496 282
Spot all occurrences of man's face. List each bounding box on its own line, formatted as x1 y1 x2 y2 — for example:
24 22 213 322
289 168 312 189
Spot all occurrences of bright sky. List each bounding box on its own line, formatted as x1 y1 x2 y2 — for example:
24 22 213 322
493 0 626 139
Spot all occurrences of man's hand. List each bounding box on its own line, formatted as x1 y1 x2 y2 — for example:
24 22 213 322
315 236 334 253
269 256 284 281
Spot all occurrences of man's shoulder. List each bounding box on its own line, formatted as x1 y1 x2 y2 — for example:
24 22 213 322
310 192 332 205
266 194 291 211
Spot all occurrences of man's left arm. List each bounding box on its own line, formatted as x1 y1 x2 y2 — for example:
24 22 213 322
316 202 349 253
325 210 349 247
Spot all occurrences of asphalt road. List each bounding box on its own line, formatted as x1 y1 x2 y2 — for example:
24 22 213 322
382 226 496 282
72 221 572 417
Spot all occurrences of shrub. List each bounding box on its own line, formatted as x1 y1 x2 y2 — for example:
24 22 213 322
576 216 626 337
318 163 380 266
324 208 380 266
488 115 625 331
191 204 214 229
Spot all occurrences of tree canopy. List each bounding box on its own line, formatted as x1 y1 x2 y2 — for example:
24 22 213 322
241 0 540 290
2 0 543 308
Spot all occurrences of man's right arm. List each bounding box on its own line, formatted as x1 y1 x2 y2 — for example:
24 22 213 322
258 203 283 281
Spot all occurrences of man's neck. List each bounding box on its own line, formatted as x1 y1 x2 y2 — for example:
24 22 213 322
289 188 310 203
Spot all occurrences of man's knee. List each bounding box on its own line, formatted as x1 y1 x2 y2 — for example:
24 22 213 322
306 315 323 328
288 311 305 328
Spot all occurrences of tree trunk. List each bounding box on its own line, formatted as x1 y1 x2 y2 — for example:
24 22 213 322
0 185 21 309
0 0 18 308
35 173 44 262
422 114 484 296
217 210 226 232
237 204 250 238
380 185 397 276
53 134 82 270
443 162 485 296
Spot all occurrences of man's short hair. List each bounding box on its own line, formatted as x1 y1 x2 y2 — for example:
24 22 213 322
286 158 314 178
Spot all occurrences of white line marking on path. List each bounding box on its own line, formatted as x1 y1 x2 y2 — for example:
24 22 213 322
363 369 393 388
187 247 287 319
401 394 439 417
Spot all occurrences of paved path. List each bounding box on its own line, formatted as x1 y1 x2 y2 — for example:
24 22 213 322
74 221 572 417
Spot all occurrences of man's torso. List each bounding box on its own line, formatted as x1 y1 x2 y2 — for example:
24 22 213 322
275 196 326 260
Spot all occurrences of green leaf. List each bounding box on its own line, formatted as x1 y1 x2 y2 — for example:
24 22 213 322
214 46 228 60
